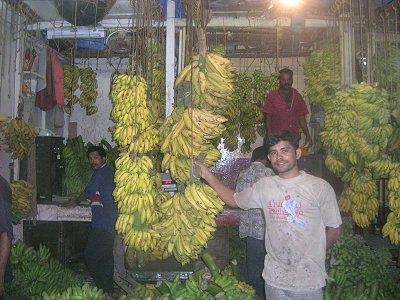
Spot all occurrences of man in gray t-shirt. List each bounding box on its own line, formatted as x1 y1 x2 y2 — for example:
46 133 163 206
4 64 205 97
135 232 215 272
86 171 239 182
196 131 342 300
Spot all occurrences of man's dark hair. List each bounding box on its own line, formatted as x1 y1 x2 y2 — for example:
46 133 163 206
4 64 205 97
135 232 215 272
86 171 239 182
279 67 293 78
87 145 107 159
267 130 299 151
251 146 267 162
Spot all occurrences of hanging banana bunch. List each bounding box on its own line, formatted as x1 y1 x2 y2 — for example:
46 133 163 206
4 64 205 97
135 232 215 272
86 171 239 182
79 67 98 116
151 53 232 265
0 117 37 160
63 64 80 115
303 44 340 107
110 74 160 265
321 83 392 228
174 53 235 115
373 161 400 245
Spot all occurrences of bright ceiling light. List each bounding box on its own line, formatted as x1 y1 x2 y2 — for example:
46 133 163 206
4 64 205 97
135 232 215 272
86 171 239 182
279 0 301 7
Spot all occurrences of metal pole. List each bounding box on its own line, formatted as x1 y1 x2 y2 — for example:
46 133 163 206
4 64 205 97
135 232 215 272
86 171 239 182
165 0 175 117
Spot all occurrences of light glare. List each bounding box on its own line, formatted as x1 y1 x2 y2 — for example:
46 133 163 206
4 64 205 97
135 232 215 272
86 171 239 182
279 0 301 7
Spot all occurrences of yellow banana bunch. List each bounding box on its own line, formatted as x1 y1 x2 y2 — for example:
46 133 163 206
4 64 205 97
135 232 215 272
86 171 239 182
0 118 37 160
317 81 393 228
63 64 80 115
175 54 234 114
382 212 400 245
110 74 157 154
0 115 9 122
113 152 158 252
10 180 33 224
151 186 223 265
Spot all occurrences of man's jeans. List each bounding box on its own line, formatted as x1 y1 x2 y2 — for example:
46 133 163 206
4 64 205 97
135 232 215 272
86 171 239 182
246 237 266 297
265 284 323 300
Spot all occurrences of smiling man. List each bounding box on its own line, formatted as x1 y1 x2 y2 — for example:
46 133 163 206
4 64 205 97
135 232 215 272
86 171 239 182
195 131 342 300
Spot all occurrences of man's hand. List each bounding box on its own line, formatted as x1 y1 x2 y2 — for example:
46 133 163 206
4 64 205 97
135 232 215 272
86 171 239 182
194 160 237 208
194 160 212 181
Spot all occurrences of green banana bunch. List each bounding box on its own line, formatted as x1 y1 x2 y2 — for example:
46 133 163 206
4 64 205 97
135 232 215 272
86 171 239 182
41 284 104 300
325 221 400 300
7 242 82 299
0 118 37 160
62 136 92 197
79 67 99 115
222 70 278 153
10 180 33 224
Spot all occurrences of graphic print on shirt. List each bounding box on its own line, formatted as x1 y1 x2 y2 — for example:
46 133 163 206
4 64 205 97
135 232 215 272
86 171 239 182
283 195 304 227
268 194 304 227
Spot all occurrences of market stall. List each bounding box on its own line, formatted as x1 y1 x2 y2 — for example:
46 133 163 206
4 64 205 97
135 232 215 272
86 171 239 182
1 0 400 299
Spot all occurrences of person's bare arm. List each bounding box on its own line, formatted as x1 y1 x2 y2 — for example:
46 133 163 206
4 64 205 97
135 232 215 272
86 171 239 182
0 231 11 297
195 161 237 208
299 116 313 147
326 226 342 248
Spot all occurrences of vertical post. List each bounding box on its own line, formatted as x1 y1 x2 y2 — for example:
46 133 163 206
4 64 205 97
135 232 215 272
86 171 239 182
366 0 375 84
339 13 354 85
13 8 20 181
178 28 184 74
165 0 175 117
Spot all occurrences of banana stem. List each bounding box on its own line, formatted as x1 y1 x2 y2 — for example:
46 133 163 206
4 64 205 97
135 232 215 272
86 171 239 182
202 252 220 278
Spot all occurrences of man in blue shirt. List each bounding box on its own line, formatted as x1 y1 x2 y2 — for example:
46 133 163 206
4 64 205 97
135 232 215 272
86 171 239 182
74 146 118 295
0 175 13 300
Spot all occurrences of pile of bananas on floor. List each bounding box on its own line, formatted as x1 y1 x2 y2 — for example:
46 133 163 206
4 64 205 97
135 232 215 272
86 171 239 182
323 221 400 300
123 252 255 300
